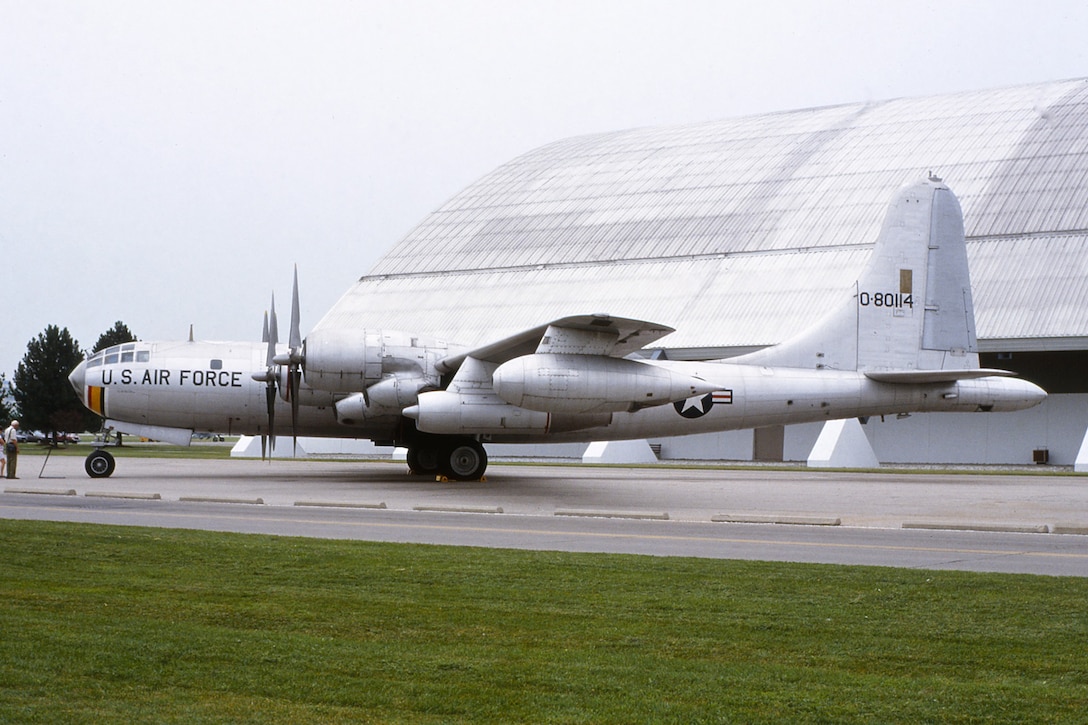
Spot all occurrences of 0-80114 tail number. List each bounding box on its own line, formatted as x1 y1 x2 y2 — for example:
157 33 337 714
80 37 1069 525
859 292 913 309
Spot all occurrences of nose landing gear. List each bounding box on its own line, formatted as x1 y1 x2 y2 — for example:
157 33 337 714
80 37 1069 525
85 449 116 478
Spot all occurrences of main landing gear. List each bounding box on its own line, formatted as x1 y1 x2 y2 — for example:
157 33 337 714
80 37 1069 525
405 435 488 481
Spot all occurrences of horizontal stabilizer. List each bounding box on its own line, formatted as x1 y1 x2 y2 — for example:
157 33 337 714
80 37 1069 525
864 369 1016 384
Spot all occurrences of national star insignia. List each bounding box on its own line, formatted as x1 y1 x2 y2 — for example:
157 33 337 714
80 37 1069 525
675 393 714 418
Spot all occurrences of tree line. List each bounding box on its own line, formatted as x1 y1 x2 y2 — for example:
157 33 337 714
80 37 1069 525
1 321 136 442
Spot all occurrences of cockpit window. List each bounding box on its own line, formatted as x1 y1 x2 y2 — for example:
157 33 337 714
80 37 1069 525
86 343 151 366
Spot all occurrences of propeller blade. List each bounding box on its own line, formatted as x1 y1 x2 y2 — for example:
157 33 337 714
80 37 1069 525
289 265 302 351
268 294 279 358
290 367 300 456
265 379 277 454
263 293 280 456
290 266 303 456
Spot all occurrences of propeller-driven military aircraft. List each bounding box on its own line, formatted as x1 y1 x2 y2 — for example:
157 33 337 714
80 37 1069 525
68 179 1046 480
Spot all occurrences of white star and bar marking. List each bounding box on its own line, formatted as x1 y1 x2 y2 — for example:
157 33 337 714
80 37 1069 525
674 390 732 418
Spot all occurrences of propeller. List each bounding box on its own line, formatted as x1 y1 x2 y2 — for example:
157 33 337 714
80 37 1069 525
251 294 280 459
273 266 304 456
250 267 303 458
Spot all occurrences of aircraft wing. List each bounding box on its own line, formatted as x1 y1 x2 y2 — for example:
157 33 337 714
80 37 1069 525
435 314 675 374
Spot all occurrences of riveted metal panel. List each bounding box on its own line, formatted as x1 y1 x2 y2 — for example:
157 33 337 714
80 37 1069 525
319 79 1088 353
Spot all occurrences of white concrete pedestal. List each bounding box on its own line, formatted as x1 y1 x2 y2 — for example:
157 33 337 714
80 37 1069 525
1074 426 1088 473
807 418 879 469
582 439 659 464
231 435 309 458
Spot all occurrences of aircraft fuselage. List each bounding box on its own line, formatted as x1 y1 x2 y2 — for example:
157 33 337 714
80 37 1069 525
70 340 1044 447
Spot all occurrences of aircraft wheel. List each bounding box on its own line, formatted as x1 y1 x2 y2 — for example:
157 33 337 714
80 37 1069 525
85 449 116 478
440 440 488 481
406 445 440 475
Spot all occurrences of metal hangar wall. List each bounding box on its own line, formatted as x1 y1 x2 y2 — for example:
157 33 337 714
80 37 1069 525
317 78 1088 465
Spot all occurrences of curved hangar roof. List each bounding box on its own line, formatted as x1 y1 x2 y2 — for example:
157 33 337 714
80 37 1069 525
318 78 1088 356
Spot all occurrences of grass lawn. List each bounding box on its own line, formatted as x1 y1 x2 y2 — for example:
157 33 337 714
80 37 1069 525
1 519 1086 723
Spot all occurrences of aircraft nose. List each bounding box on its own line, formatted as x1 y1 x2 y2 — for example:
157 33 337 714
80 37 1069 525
68 360 86 399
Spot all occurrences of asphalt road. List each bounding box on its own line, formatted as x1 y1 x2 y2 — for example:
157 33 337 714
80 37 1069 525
3 453 1087 577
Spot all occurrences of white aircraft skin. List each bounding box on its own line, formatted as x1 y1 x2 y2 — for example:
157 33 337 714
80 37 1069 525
73 340 386 439
69 179 1046 479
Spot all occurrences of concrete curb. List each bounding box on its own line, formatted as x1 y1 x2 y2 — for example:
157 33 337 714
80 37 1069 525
5 487 76 496
712 514 841 526
294 500 387 509
413 505 504 514
179 496 265 505
902 521 1049 534
555 509 669 520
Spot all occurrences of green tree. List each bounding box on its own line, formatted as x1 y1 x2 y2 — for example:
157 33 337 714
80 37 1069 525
13 326 98 441
0 372 16 423
93 321 137 353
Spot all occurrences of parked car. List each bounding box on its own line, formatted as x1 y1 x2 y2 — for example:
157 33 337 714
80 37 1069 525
14 431 80 444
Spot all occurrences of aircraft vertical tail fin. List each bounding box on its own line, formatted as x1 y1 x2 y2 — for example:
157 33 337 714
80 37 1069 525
733 178 981 374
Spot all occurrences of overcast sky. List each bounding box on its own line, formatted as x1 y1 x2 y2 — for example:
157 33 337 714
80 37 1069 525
2 0 1086 380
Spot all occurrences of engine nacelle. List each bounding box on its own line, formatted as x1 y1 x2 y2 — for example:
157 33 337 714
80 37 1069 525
304 329 378 392
404 390 611 436
334 392 376 425
272 368 339 407
303 328 450 393
492 353 718 414
334 375 431 426
406 391 548 435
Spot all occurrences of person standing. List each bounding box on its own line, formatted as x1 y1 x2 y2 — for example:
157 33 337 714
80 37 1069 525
3 420 19 479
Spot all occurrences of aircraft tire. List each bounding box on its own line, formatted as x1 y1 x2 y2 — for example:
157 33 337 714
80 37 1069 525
85 449 116 478
406 445 440 476
440 439 488 481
